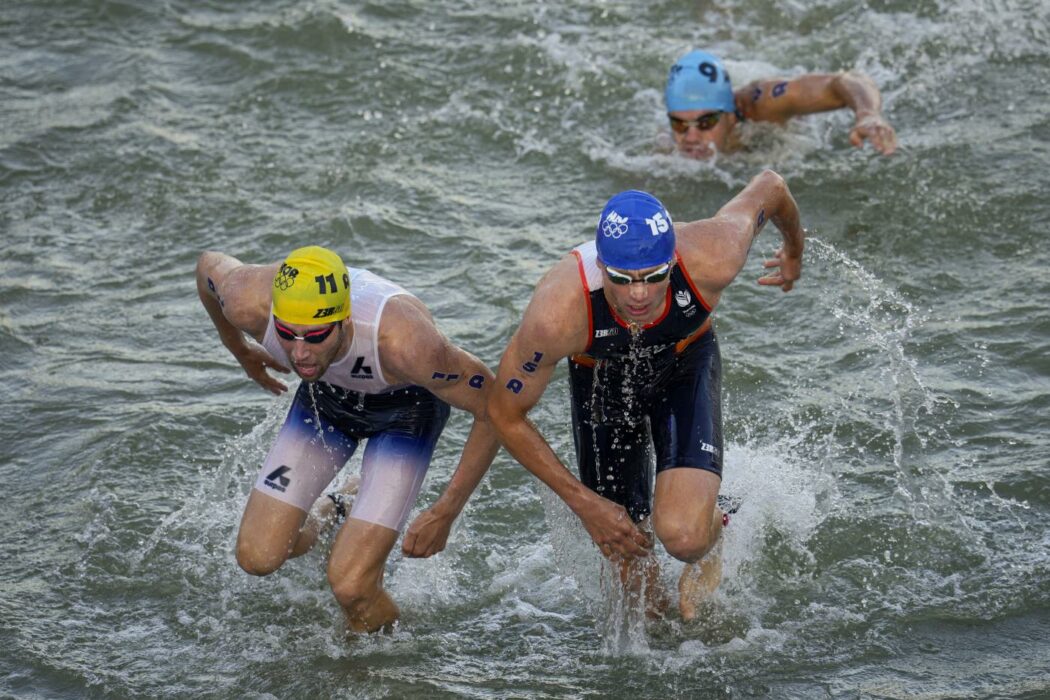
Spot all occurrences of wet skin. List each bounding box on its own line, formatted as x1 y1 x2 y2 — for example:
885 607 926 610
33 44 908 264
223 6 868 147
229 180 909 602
668 110 733 159
274 317 353 381
599 262 675 326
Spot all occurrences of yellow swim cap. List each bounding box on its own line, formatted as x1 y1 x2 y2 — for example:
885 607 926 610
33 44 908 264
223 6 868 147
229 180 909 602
272 246 351 325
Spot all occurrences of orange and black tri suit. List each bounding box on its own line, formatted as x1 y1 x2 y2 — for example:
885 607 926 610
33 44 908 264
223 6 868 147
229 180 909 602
568 241 723 522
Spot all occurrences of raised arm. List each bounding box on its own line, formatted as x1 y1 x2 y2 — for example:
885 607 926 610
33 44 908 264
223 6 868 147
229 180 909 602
736 71 897 154
378 296 501 558
195 251 290 394
487 257 653 559
678 169 805 303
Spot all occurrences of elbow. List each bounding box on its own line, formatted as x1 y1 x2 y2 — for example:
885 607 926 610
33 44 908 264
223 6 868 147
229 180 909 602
196 250 215 272
842 69 875 87
757 169 786 189
195 251 224 299
486 398 507 438
485 394 516 445
755 170 789 201
196 251 222 283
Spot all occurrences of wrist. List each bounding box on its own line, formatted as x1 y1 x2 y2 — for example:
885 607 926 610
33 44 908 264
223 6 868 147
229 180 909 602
227 340 253 359
430 493 465 519
564 482 599 516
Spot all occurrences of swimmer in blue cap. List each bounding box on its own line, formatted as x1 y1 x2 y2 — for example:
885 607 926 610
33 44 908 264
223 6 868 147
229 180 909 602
665 49 897 158
489 170 806 621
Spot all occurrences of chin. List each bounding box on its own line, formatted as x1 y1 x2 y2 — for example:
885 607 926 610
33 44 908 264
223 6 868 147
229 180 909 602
680 147 715 160
620 308 657 324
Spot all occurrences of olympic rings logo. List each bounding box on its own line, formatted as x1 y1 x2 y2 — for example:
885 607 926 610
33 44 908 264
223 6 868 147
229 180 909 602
601 212 629 238
274 263 299 291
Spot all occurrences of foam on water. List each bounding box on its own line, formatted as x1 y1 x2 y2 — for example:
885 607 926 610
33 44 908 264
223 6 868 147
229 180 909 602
4 0 1049 695
521 232 1003 665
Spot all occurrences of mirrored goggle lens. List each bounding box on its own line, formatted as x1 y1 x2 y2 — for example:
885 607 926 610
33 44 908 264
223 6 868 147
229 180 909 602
669 112 722 133
273 319 337 344
605 264 671 285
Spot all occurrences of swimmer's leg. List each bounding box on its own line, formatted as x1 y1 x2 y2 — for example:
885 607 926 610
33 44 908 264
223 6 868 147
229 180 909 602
327 518 400 633
236 393 357 575
607 519 673 620
677 539 724 622
294 475 361 556
328 417 443 632
236 491 312 576
651 468 724 620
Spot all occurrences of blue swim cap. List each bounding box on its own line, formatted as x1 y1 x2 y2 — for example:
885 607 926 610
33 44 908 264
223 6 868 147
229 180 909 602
665 50 735 113
595 190 676 270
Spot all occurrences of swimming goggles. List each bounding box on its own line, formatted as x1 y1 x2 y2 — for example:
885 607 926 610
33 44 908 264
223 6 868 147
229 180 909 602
273 318 339 344
604 263 672 286
668 111 722 133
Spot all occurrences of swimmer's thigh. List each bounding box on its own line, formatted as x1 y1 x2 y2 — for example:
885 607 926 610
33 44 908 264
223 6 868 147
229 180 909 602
650 334 724 553
568 358 654 522
348 400 449 532
238 395 357 571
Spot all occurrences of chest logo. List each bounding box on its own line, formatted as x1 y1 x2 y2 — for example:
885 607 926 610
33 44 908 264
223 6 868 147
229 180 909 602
675 290 692 307
350 356 373 378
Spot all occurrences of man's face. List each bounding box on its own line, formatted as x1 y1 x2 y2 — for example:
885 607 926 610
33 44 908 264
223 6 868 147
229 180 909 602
600 262 674 326
669 109 731 159
273 317 350 381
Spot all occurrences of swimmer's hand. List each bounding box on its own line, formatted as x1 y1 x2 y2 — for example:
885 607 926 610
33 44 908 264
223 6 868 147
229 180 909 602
758 247 802 292
235 344 290 395
402 505 455 558
575 494 652 560
850 113 897 155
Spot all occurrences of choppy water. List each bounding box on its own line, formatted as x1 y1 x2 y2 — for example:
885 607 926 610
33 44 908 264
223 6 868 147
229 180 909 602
2 1 1049 698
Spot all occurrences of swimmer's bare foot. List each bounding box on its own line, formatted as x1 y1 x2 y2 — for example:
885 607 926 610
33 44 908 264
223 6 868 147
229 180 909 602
609 552 673 621
644 577 674 621
678 542 723 621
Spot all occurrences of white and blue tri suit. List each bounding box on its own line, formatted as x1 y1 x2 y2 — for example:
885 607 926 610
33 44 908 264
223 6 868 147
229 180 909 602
252 268 450 531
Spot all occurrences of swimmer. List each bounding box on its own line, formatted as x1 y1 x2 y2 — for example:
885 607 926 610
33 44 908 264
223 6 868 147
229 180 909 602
196 246 500 633
665 49 897 158
488 172 805 620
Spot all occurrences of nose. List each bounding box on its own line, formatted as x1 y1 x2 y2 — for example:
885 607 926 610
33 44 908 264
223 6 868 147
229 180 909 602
683 124 710 142
628 281 650 302
290 339 313 362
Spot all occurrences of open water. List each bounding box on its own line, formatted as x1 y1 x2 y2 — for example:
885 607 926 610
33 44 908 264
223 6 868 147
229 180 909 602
2 1 1049 698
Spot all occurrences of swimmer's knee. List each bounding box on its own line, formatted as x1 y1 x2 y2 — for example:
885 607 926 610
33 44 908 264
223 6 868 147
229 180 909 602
235 535 290 576
328 570 380 613
660 532 711 563
655 515 718 564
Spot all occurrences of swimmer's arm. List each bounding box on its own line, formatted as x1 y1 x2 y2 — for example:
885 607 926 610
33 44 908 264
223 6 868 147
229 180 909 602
196 252 289 394
488 262 652 558
380 297 501 557
737 72 897 154
681 170 804 294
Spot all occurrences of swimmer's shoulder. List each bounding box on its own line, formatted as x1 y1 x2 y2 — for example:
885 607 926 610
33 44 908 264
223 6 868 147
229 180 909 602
221 262 280 333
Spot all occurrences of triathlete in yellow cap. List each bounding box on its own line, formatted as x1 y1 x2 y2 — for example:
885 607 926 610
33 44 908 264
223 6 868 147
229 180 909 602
271 245 351 326
196 245 499 634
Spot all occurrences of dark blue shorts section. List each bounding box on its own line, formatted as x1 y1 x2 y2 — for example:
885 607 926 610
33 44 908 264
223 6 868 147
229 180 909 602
301 380 451 444
568 329 723 521
254 380 451 528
